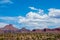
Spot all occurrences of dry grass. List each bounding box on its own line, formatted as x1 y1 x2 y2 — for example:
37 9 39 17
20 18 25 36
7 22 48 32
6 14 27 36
0 33 60 40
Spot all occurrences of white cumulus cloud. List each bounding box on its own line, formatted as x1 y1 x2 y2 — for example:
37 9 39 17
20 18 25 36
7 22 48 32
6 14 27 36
48 8 60 18
18 11 49 29
18 8 60 29
0 7 60 29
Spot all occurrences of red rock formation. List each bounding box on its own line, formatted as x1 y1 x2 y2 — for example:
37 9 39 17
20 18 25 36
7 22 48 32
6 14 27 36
0 24 60 33
2 24 18 31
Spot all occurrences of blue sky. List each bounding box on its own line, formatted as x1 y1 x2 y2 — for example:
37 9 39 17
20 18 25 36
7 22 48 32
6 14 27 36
0 0 60 30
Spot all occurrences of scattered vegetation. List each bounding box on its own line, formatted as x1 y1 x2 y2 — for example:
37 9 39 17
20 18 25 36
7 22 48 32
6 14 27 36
0 33 60 40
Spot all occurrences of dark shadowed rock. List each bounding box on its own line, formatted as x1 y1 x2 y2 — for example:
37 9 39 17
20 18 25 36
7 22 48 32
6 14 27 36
43 28 52 32
32 29 43 33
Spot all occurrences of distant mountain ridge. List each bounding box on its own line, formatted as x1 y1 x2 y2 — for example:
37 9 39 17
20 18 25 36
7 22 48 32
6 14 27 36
0 24 60 33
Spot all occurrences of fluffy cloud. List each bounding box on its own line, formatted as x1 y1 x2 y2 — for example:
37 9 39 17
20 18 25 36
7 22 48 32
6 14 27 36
18 8 60 29
0 0 13 4
29 7 38 10
48 8 60 18
18 12 48 29
29 7 45 15
0 7 60 29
